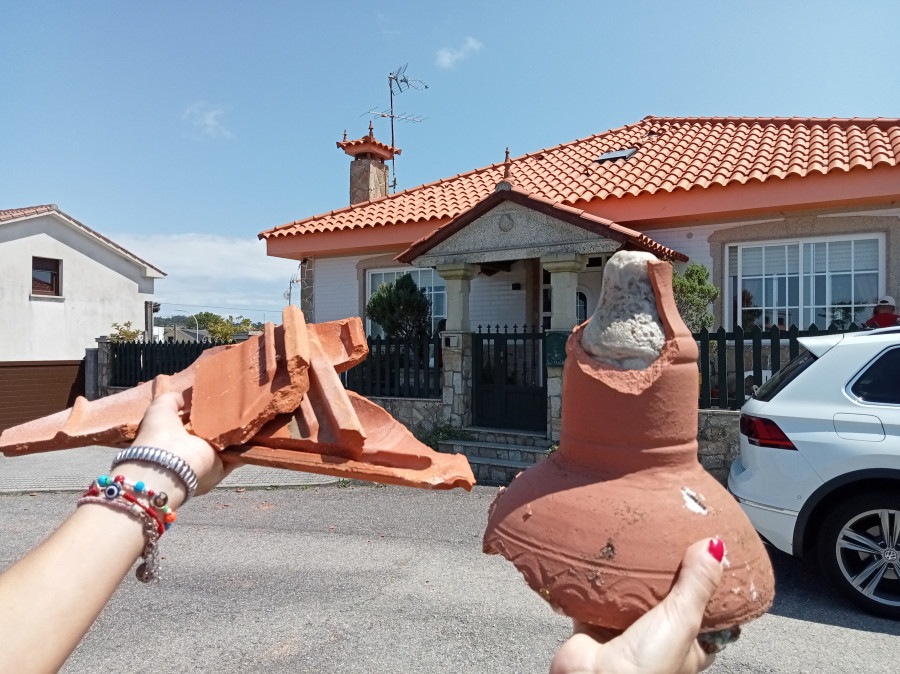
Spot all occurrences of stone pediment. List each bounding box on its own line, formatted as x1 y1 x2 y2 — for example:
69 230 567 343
410 201 620 267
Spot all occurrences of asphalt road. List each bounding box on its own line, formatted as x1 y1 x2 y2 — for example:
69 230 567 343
1 484 897 673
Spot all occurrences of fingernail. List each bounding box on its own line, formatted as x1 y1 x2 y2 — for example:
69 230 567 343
708 537 725 563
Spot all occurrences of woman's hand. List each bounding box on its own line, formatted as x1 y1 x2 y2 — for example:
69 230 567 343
131 391 235 497
550 538 725 674
115 391 239 511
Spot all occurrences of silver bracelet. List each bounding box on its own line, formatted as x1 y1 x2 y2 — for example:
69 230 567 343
112 446 198 502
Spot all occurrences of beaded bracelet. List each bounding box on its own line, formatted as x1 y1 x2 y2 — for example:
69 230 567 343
97 475 177 530
77 495 161 583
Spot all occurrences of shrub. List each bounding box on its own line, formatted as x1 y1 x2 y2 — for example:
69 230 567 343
672 263 719 333
365 273 431 340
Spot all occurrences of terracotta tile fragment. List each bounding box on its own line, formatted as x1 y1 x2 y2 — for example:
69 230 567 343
227 391 474 491
190 314 311 449
309 317 368 373
0 357 214 455
0 309 474 491
300 329 365 457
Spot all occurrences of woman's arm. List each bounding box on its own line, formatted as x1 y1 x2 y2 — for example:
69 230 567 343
0 392 231 673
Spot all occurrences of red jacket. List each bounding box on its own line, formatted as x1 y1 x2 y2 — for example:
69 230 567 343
865 312 900 328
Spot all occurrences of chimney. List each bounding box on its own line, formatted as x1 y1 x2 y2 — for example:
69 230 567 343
336 122 401 205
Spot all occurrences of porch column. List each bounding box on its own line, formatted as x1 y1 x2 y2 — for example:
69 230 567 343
542 253 586 331
436 263 476 427
436 263 476 332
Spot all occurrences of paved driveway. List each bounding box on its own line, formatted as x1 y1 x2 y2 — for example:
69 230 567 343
1 484 897 673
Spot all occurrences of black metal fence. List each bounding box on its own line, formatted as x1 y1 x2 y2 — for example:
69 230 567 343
695 323 866 410
340 333 442 399
109 340 228 387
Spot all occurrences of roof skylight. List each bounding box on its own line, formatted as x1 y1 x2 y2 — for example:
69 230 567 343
594 148 638 164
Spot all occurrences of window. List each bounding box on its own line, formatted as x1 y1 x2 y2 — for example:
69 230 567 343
366 268 446 336
727 235 883 329
576 291 588 325
32 257 61 296
851 347 900 405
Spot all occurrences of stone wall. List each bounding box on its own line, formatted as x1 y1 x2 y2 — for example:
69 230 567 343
367 396 444 437
697 409 740 484
547 365 563 442
440 333 473 427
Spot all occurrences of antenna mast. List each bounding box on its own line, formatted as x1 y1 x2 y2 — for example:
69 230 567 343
365 63 428 193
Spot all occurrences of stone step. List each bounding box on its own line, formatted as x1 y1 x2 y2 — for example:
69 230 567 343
463 427 551 448
438 439 552 465
437 439 553 486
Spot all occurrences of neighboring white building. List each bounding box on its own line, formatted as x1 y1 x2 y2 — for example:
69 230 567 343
0 204 164 360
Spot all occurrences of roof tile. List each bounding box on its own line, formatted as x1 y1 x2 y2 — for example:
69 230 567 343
261 117 900 240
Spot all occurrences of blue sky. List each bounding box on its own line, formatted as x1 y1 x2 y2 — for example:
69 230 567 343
3 1 899 323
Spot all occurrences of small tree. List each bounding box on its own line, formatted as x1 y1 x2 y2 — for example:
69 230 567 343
204 314 253 342
365 273 431 340
672 263 719 333
109 320 142 342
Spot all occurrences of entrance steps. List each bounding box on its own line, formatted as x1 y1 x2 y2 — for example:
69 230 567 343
437 428 553 486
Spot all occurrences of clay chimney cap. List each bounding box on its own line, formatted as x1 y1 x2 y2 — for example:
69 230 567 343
336 124 401 161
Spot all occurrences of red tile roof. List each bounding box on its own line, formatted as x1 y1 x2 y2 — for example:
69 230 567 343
0 204 57 221
396 186 689 263
261 116 900 240
337 123 400 162
0 204 165 276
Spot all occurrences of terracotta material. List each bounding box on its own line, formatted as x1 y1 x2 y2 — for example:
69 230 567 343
482 255 774 632
260 117 900 242
190 309 312 449
225 391 473 490
0 309 474 491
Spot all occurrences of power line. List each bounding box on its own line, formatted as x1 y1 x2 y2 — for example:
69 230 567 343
156 302 285 313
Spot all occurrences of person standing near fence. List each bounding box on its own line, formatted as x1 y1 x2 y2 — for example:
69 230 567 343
865 295 900 328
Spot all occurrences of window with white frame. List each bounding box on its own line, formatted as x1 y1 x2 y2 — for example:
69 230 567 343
366 268 446 336
726 234 883 330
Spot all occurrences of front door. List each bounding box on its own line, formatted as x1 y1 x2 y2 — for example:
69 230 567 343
472 326 546 431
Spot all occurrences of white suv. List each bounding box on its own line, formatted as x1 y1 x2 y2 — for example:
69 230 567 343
729 327 900 617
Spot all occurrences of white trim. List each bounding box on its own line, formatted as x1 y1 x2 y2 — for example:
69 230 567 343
725 232 886 329
2 209 165 278
365 267 447 335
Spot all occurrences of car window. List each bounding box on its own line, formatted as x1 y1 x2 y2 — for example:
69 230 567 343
753 351 816 402
850 347 900 405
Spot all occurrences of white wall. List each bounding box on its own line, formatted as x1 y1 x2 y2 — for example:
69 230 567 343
0 214 156 361
469 265 528 329
313 255 363 323
645 221 745 272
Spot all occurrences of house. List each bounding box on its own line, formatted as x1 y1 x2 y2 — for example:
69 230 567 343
0 204 163 430
258 116 900 447
161 326 211 343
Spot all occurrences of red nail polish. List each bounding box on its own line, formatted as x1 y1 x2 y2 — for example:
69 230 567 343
708 537 725 562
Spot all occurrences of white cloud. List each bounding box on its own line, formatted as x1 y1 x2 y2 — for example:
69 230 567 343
435 37 483 69
113 233 301 324
182 101 233 139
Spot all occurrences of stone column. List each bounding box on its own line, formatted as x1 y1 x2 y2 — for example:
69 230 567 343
542 253 586 331
436 263 476 428
95 336 112 398
437 263 476 332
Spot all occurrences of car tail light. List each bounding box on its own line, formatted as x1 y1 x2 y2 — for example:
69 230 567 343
739 414 797 450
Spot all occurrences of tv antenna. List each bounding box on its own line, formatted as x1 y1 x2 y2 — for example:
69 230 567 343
283 268 301 304
364 63 428 192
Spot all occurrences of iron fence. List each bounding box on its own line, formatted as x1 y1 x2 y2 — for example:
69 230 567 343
340 333 442 399
695 323 866 410
109 340 228 387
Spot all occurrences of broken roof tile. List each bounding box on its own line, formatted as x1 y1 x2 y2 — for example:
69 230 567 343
0 309 475 491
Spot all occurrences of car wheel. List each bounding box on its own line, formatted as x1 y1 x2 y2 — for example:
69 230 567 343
818 492 900 618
